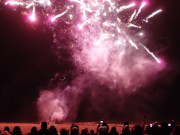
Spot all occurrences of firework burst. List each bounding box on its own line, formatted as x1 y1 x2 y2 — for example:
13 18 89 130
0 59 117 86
4 0 162 63
3 0 165 122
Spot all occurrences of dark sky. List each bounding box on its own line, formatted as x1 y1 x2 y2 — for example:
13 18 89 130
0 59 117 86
0 0 180 122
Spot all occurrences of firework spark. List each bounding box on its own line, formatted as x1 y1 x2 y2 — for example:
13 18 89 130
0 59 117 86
128 10 136 23
5 1 24 6
117 3 135 13
134 1 146 19
50 9 69 22
128 39 138 50
29 6 36 21
141 44 161 63
144 9 163 22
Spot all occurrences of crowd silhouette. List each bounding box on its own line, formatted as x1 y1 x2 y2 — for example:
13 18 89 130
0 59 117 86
0 121 179 135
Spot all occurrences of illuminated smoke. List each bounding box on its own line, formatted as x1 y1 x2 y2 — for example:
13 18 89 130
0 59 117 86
37 90 68 122
4 0 164 122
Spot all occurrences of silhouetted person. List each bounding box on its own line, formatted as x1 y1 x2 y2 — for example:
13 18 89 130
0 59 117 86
121 125 130 135
71 124 75 133
12 126 22 135
4 127 11 134
71 127 79 135
2 126 12 135
81 128 89 135
60 129 69 135
145 125 152 135
102 122 109 133
109 126 118 135
160 122 170 135
170 126 180 135
131 125 143 135
49 126 58 135
27 127 37 135
151 122 159 135
89 130 94 135
98 126 108 135
123 121 129 126
37 122 50 135
170 120 177 133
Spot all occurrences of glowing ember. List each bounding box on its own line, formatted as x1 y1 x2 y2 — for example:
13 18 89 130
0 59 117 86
29 6 36 21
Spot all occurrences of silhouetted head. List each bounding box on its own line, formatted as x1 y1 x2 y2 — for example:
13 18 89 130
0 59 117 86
132 125 142 135
31 127 37 134
41 122 48 130
102 123 109 133
13 126 22 135
110 126 116 133
122 125 130 135
123 121 129 126
145 125 151 134
171 127 180 135
4 127 10 132
49 126 58 135
81 128 88 135
71 127 79 135
90 130 94 135
71 124 75 131
171 120 176 128
161 122 168 128
98 126 108 135
102 123 107 127
60 129 68 135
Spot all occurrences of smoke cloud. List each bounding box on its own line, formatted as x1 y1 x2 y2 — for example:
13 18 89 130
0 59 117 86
37 2 165 122
37 24 165 122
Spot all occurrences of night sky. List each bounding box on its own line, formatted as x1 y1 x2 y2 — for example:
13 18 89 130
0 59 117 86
0 0 180 122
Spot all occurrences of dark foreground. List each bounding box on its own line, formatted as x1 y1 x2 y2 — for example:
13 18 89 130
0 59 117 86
0 121 179 135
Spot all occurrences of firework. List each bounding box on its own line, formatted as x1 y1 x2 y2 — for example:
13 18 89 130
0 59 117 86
4 0 162 63
50 9 69 22
2 0 166 122
29 6 36 21
144 9 163 22
5 1 24 6
128 10 136 23
134 2 146 19
141 44 161 63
